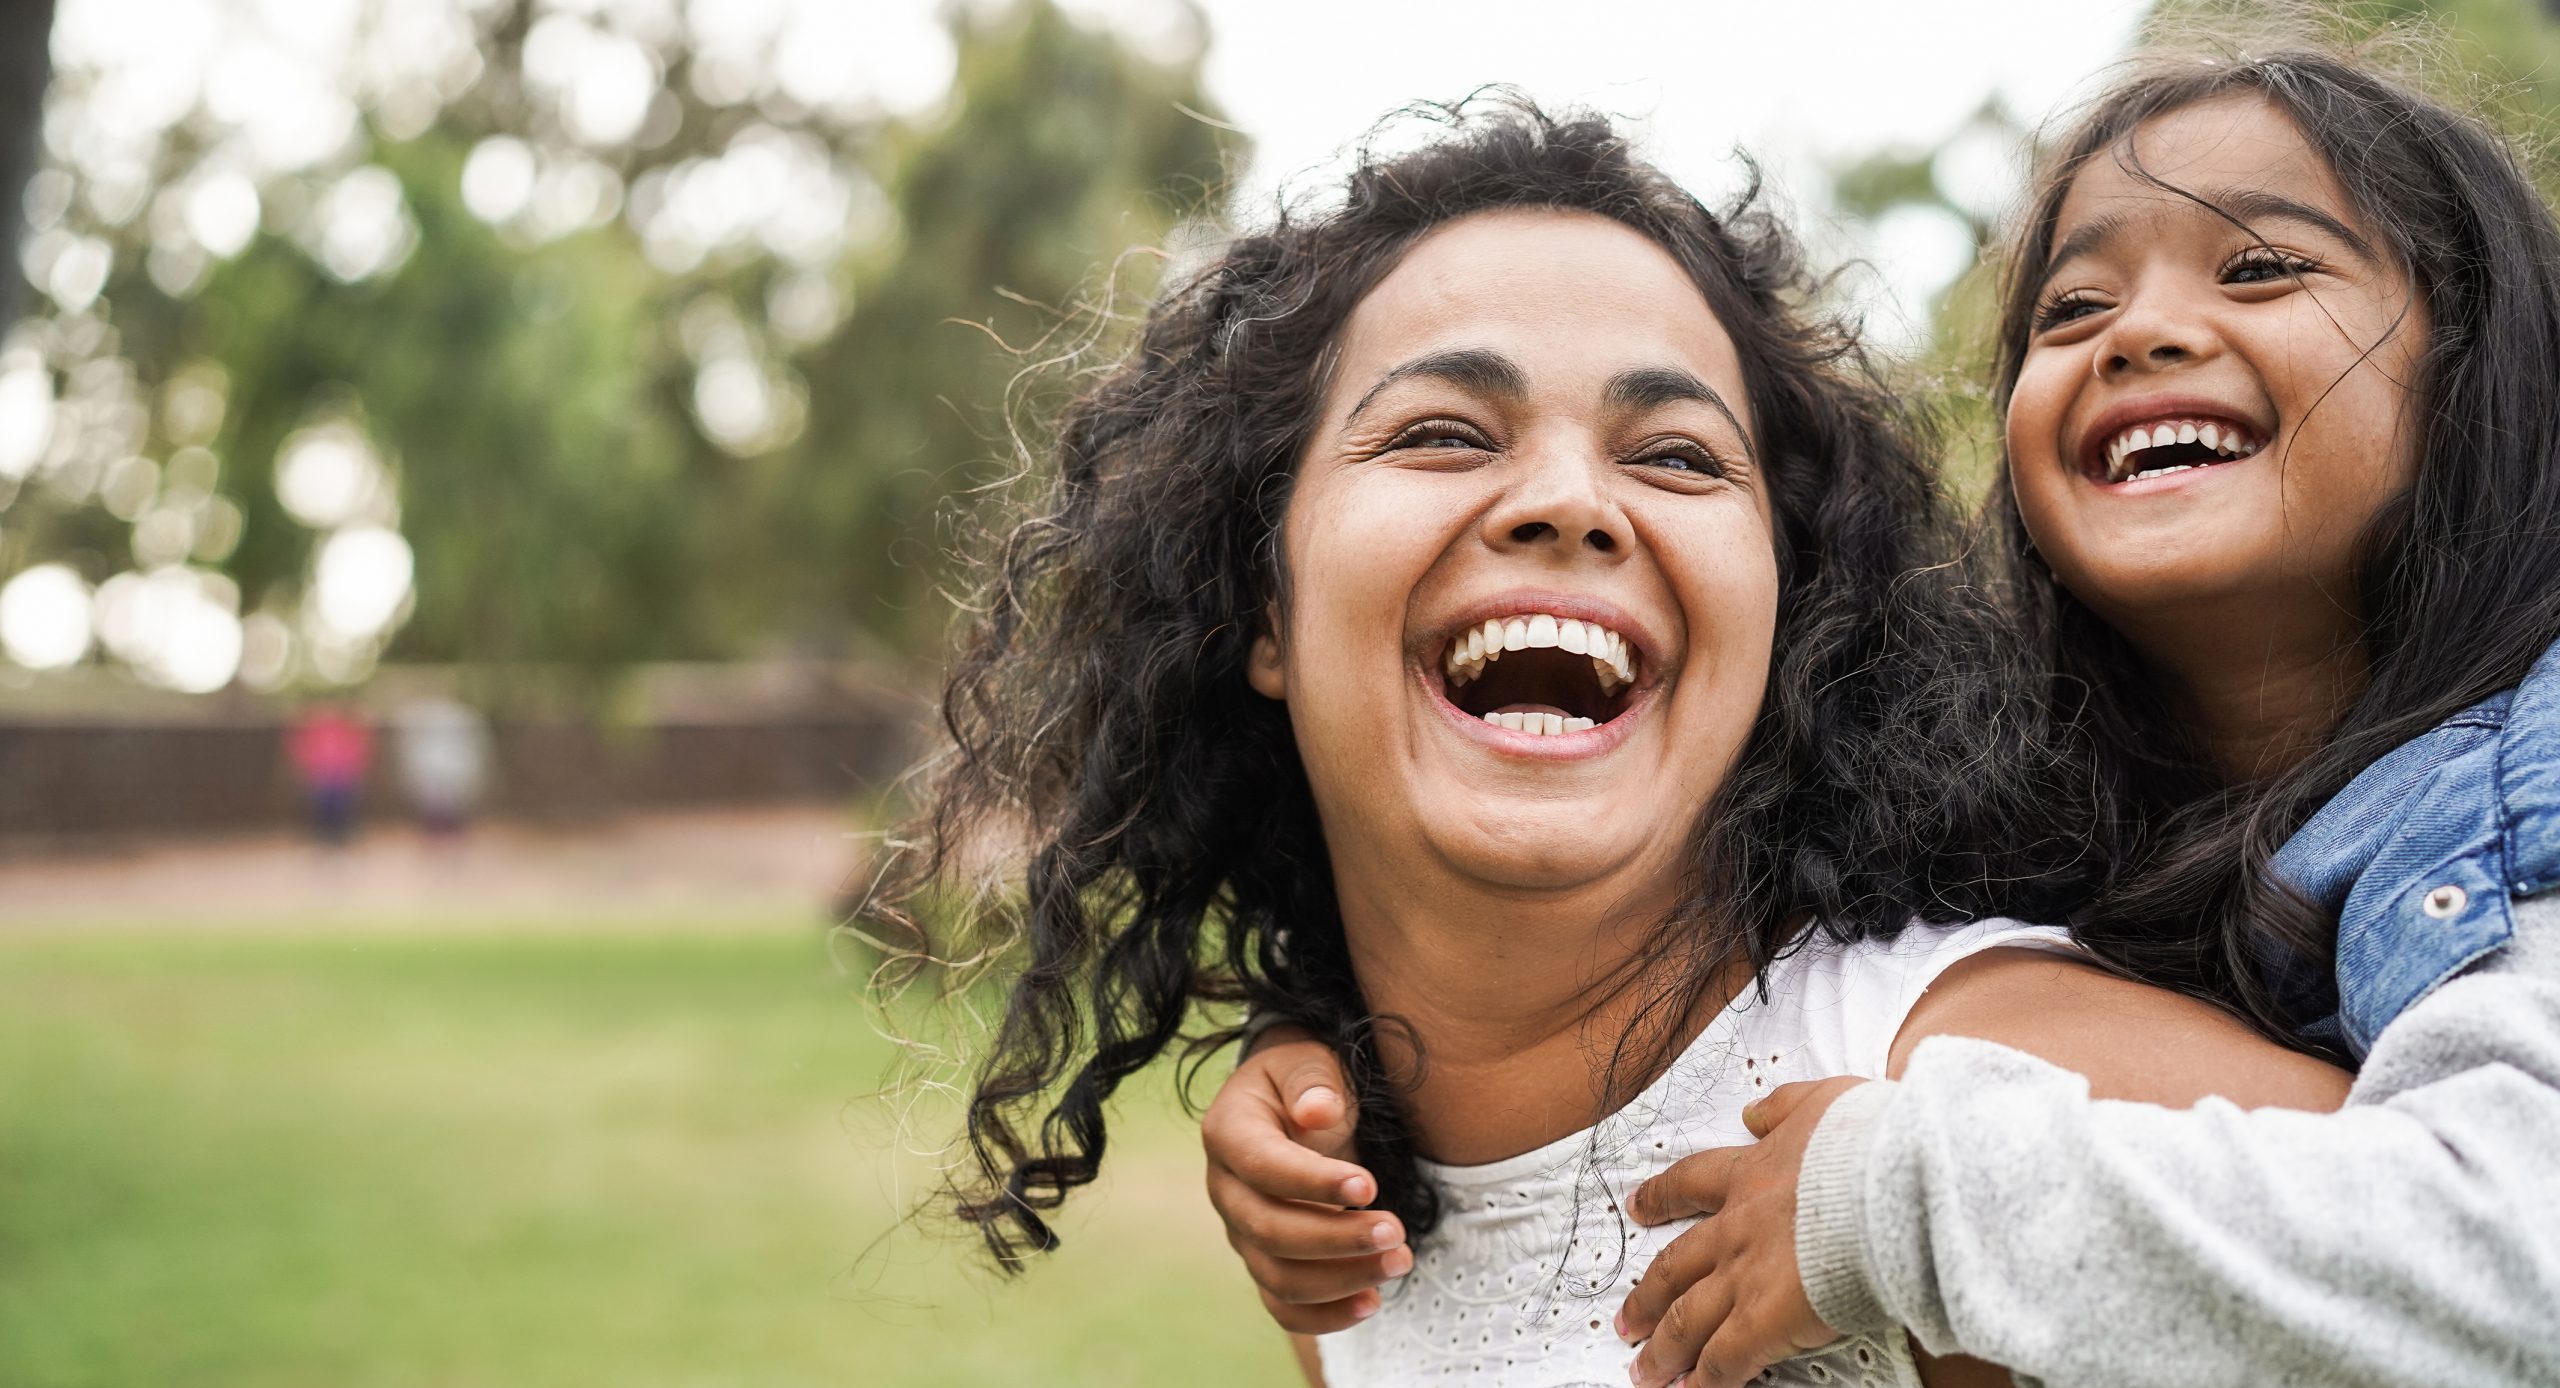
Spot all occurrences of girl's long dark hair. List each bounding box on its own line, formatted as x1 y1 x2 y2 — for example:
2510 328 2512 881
1987 44 2560 1034
868 97 2102 1268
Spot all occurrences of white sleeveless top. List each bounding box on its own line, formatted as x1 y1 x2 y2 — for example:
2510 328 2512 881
1315 917 2081 1388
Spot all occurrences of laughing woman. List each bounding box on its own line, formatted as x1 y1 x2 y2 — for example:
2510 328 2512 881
867 103 2342 1388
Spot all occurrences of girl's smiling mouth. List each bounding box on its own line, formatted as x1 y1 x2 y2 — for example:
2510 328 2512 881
2075 396 2271 486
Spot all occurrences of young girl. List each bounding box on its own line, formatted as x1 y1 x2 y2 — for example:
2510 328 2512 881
876 100 2347 1388
1212 45 2560 1388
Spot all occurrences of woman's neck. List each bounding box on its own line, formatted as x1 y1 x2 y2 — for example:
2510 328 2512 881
1330 869 1743 1166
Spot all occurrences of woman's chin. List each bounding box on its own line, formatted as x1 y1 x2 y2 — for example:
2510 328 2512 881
1419 809 1665 895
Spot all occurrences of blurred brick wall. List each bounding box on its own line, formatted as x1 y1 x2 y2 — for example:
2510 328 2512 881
0 664 922 850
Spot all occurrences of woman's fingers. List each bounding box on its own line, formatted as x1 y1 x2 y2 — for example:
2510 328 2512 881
1616 1217 1717 1343
1623 1145 1744 1226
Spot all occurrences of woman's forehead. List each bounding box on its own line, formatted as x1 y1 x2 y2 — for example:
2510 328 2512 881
1330 209 1747 403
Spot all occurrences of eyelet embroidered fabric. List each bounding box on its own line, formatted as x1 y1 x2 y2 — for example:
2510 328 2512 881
1315 918 2080 1388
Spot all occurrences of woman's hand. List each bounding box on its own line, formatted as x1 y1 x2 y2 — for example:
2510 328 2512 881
1204 1025 1411 1333
1617 1078 1865 1388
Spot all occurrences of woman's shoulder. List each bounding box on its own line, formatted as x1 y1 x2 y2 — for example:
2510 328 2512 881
1738 917 2084 1080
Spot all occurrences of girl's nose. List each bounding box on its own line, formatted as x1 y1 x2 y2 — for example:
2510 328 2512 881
2094 300 2211 380
1481 446 1630 558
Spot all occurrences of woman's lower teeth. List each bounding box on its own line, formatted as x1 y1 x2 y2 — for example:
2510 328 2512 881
1483 710 1596 735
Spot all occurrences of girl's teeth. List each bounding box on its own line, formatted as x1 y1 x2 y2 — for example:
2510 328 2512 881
1503 617 1529 649
1525 615 1558 648
1558 619 1589 655
2102 419 2266 482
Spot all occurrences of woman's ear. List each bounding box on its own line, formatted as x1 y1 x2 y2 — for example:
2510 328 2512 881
1248 610 1287 700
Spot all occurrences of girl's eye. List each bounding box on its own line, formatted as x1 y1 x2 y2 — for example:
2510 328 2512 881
2223 248 2319 285
2033 290 2106 332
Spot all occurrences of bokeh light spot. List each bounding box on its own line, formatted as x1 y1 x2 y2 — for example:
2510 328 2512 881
0 564 97 671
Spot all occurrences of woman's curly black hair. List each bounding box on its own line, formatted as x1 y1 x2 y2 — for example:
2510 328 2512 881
1980 41 2560 1044
866 95 2105 1268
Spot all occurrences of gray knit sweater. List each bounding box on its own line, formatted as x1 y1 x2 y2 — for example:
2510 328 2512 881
1796 892 2560 1387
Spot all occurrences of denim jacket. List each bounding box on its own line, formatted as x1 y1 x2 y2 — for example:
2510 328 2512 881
2270 637 2560 1058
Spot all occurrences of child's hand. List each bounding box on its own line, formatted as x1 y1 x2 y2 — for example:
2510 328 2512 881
1616 1077 1867 1388
1203 1024 1411 1333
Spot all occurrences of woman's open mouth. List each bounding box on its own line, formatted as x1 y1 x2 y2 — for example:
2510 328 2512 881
1437 612 1638 736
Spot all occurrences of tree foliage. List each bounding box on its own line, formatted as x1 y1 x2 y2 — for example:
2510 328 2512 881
4 0 1236 704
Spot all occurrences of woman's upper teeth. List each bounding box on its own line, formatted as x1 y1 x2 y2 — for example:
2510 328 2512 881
1443 613 1636 693
2102 417 2262 482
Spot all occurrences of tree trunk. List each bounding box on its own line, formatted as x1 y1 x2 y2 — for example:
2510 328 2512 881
0 0 59 326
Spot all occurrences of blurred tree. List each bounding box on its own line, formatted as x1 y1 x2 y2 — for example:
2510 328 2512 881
782 1 1232 655
2 0 1237 706
1820 101 2029 502
2143 0 2560 197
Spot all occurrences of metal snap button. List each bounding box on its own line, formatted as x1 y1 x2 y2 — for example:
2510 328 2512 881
2423 884 2468 919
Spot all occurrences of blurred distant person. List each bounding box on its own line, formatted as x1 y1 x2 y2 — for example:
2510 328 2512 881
394 696 491 841
286 703 373 847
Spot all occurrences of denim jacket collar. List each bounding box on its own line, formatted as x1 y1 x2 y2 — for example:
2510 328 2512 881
2270 638 2560 1057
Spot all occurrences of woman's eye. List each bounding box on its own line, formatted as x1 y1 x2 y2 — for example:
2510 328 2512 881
1630 443 1725 478
1389 423 1486 452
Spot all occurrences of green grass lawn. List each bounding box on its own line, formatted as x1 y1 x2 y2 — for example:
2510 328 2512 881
0 919 1301 1388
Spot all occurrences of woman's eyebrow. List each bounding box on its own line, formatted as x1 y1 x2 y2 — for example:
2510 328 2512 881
1345 347 1526 422
1606 365 1754 456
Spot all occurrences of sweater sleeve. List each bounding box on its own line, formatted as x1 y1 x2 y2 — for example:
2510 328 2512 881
1792 894 2560 1388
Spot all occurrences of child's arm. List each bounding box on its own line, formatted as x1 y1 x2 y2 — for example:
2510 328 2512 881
1621 904 2560 1388
1201 1026 1409 1335
1617 947 2348 1386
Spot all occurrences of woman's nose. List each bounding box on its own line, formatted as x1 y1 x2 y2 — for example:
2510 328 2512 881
1482 448 1629 558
